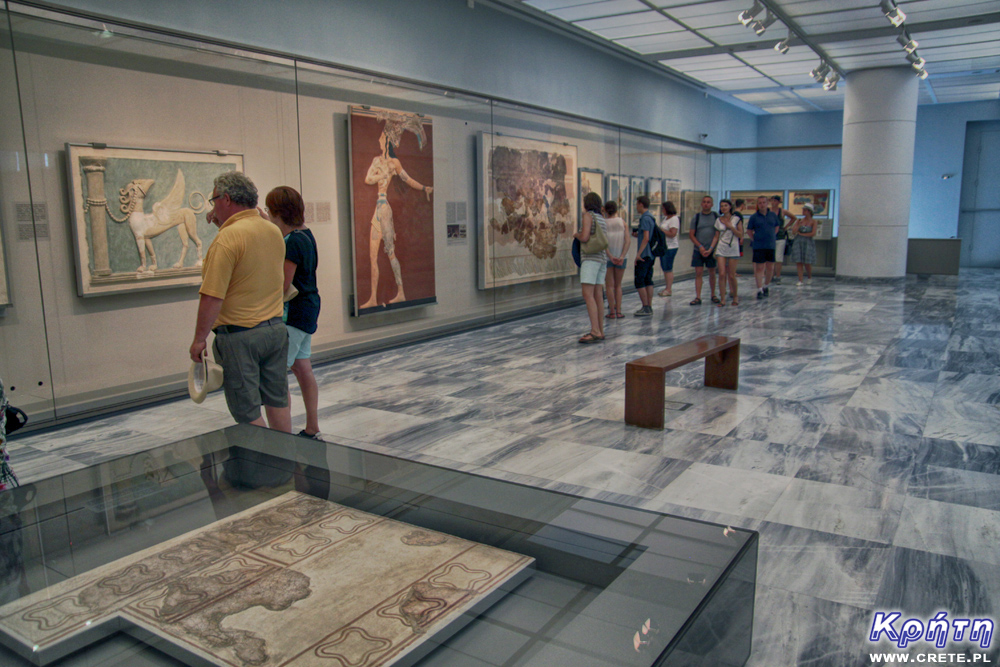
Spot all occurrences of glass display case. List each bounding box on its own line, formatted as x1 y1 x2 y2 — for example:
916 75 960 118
0 425 757 666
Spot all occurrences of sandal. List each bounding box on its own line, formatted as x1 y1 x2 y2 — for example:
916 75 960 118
659 289 671 297
711 296 721 304
606 312 616 319
732 298 739 306
689 298 702 306
578 333 602 344
615 312 625 319
717 300 726 307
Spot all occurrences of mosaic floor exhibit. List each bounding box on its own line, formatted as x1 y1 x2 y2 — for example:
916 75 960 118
0 492 533 667
8 269 1000 666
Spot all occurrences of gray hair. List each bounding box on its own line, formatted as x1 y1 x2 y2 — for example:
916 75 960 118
214 171 258 208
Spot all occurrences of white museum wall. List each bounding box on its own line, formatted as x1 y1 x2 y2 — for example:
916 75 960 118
8 17 301 414
0 15 56 420
38 0 760 150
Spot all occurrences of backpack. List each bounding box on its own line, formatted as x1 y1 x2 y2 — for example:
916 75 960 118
645 213 667 257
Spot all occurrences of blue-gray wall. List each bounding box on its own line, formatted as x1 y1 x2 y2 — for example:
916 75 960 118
37 0 758 148
755 100 1000 238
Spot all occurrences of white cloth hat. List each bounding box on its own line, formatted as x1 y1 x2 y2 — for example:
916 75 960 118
188 352 224 404
802 203 814 212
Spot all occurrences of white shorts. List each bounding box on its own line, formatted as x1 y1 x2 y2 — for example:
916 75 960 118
775 239 787 258
580 259 607 285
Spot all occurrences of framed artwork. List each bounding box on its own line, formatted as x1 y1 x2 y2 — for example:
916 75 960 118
349 106 436 316
727 190 783 217
606 174 630 226
647 178 664 213
681 190 710 224
630 176 646 227
478 132 577 289
578 168 604 226
788 189 833 218
663 178 682 214
66 144 242 297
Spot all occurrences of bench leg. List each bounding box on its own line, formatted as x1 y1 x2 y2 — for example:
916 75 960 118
625 365 666 429
704 343 740 390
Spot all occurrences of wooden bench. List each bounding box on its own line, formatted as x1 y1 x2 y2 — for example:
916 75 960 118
625 335 741 429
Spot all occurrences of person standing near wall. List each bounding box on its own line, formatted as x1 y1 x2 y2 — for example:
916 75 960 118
0 378 17 492
688 195 719 306
575 192 608 343
262 186 322 440
603 200 629 319
746 195 780 299
658 201 680 297
770 195 797 283
789 203 818 286
190 171 291 433
633 196 656 317
714 199 743 307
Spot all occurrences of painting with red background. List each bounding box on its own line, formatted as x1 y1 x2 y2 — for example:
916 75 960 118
349 107 435 314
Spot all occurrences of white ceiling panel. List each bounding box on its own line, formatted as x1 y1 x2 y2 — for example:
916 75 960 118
524 0 595 11
587 21 684 40
762 105 816 113
616 32 713 53
660 53 745 71
695 24 767 45
549 0 649 21
573 10 665 30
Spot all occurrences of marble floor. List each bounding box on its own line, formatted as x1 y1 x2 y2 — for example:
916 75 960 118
8 268 1000 666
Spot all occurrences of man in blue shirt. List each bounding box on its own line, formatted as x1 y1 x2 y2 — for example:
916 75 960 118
633 196 656 316
746 195 780 299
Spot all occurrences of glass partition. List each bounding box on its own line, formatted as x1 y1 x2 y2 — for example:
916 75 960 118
0 2 713 428
0 4 56 421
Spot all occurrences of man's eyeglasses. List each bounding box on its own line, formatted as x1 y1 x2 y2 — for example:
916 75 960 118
209 194 223 204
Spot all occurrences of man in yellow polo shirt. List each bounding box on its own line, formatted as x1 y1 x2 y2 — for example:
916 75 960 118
189 171 291 432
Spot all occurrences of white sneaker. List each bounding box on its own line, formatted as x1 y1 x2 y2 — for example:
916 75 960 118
807 278 812 285
797 281 804 287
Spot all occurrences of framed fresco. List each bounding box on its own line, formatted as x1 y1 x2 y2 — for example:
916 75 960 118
606 174 630 227
727 190 783 217
630 176 646 227
66 144 243 297
647 178 664 213
349 106 436 316
788 189 833 218
478 132 577 289
663 178 682 213
578 167 604 226
681 190 710 224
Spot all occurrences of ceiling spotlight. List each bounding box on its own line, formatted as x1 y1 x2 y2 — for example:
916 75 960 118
738 0 764 27
774 36 790 54
896 31 918 53
880 0 906 27
93 23 113 39
823 72 841 91
753 11 778 36
810 61 831 82
905 51 926 70
917 68 929 80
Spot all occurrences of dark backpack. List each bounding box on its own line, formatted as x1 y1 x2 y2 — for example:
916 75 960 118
647 214 668 257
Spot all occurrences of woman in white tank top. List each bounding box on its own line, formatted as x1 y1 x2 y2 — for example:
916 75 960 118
603 200 630 319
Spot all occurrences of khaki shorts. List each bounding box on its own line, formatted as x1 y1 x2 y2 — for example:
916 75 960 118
213 319 289 423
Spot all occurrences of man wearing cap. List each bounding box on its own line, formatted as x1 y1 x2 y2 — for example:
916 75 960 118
189 171 291 432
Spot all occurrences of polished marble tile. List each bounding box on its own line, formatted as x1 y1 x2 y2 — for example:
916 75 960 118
554 448 692 499
874 546 1000 617
757 522 892 609
922 399 1000 446
846 377 935 414
934 371 1000 405
665 392 767 436
906 463 1000 510
818 425 923 463
697 437 806 477
837 406 926 436
765 478 904 544
795 447 913 495
648 462 791 518
915 437 1000 475
730 415 829 448
893 496 1000 566
774 370 866 404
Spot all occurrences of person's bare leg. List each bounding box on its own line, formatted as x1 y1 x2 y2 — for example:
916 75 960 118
775 261 783 278
729 264 739 303
638 268 652 308
754 263 764 290
797 263 804 283
249 416 266 427
665 270 674 295
264 404 292 433
614 268 624 315
291 359 320 435
594 284 605 337
717 259 727 304
694 267 703 300
582 284 601 337
605 268 616 316
709 266 718 300
806 264 813 279
643 285 654 306
764 262 774 286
